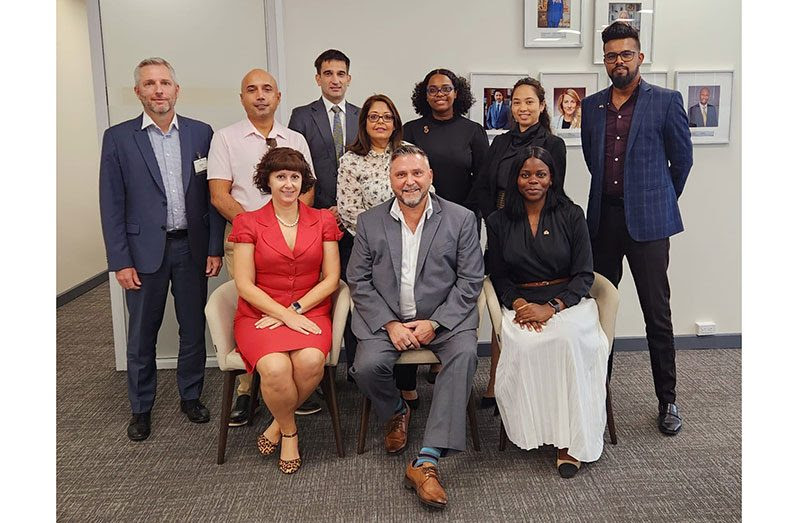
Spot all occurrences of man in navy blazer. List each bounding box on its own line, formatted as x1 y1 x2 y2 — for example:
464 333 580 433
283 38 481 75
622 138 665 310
484 89 510 130
581 23 693 436
99 58 225 441
688 87 719 127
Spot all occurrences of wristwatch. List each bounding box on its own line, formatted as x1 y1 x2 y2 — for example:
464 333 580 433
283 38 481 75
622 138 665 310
547 299 561 314
291 301 303 314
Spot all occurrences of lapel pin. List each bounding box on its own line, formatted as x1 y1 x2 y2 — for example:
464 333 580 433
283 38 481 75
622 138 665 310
423 125 430 134
543 230 550 235
599 104 605 108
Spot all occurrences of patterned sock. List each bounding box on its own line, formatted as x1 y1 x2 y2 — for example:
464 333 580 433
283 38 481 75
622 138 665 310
394 398 407 415
413 447 442 467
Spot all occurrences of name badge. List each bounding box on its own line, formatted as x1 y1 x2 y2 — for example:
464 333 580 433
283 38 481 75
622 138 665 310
193 157 208 174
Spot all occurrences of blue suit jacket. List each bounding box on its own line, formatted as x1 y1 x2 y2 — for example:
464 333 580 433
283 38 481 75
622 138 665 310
288 98 360 209
99 114 225 273
688 103 719 127
581 80 693 242
485 101 510 130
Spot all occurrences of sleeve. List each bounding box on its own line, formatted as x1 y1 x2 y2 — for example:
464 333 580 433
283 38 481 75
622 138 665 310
228 212 256 244
556 206 594 308
471 125 490 180
320 209 344 242
580 105 593 173
336 154 364 236
295 134 316 178
204 125 226 256
206 130 232 181
287 107 305 134
664 91 694 198
402 122 415 145
98 129 134 271
549 135 567 183
486 214 520 309
467 139 499 221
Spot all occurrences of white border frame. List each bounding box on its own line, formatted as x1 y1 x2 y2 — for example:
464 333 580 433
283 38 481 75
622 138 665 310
469 72 529 142
539 72 599 146
524 0 584 48
593 0 655 64
675 70 733 145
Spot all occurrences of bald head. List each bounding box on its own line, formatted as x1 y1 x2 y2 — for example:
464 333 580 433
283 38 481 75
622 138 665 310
699 87 710 105
240 69 281 122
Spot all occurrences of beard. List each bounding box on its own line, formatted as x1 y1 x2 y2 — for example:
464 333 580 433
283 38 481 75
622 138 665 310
610 63 639 89
398 187 428 208
144 99 174 115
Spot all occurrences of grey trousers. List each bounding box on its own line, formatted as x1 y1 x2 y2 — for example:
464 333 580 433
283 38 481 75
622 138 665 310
351 329 478 453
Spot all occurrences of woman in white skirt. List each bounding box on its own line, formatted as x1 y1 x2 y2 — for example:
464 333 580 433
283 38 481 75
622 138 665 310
485 146 610 478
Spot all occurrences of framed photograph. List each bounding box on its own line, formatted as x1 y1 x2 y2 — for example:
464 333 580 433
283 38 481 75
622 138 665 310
601 70 668 88
675 70 733 144
539 72 599 146
469 72 529 141
524 0 584 48
593 0 655 64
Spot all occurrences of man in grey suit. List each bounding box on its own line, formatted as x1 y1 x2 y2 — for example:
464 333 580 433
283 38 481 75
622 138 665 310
347 144 484 509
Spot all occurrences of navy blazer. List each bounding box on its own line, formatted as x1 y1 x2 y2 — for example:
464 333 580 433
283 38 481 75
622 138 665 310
485 101 510 130
288 98 360 209
581 80 693 242
99 114 225 273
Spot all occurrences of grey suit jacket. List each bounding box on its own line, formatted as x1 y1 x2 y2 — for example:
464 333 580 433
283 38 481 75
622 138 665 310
288 98 360 209
347 194 484 342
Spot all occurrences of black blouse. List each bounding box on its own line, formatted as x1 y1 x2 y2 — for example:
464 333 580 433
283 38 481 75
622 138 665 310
486 201 594 309
403 115 489 211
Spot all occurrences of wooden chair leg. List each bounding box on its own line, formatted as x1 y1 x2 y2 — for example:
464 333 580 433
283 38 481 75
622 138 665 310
246 371 261 426
498 419 508 451
467 387 481 451
357 395 371 455
217 370 237 465
321 365 345 457
606 379 618 444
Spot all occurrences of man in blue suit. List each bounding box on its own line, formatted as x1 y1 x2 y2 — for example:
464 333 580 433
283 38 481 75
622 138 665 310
581 23 693 436
484 89 510 130
688 87 719 127
288 49 361 375
99 58 225 441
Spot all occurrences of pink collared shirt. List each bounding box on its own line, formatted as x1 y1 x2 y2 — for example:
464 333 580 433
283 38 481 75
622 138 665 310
207 118 315 212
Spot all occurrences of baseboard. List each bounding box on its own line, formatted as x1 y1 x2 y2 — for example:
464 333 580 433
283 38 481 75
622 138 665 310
56 271 108 308
476 333 741 356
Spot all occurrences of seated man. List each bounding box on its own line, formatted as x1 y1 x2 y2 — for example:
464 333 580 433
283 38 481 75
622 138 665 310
347 144 484 509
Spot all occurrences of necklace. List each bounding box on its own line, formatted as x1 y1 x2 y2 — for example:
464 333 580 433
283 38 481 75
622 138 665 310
275 212 299 227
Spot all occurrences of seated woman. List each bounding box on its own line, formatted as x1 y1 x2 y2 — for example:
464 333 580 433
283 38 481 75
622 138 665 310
229 147 342 474
486 146 609 479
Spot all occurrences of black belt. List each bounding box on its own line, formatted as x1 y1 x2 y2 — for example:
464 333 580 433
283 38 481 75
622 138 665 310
166 229 188 239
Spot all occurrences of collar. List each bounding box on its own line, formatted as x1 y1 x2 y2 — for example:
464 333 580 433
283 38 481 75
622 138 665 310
242 118 290 140
390 192 434 223
322 96 347 115
141 112 178 131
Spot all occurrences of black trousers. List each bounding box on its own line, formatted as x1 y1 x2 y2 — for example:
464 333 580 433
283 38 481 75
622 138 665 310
592 201 676 405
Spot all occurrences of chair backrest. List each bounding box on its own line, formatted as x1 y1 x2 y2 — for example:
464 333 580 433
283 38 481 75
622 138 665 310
588 272 620 343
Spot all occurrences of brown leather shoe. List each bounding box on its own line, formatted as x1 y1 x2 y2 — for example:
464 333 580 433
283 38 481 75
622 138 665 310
403 461 447 509
384 403 410 454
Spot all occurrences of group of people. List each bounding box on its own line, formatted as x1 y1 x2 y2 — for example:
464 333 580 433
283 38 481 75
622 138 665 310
99 21 693 509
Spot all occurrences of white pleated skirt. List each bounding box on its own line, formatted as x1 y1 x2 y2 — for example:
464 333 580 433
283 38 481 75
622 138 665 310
495 298 610 462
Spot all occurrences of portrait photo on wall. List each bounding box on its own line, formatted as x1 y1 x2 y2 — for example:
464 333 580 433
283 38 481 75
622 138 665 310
593 0 654 64
676 70 733 144
524 0 583 48
539 72 599 146
469 73 529 141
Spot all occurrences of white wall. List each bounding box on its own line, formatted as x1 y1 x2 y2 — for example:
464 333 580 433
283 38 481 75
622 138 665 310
281 0 741 338
57 0 106 294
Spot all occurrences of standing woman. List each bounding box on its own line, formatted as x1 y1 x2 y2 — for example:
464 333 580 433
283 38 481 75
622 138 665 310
553 89 583 130
468 77 566 408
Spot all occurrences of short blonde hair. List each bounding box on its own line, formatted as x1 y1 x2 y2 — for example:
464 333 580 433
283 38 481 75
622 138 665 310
134 57 177 85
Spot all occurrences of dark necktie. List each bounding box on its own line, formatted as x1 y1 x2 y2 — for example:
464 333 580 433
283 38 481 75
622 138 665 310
332 105 344 162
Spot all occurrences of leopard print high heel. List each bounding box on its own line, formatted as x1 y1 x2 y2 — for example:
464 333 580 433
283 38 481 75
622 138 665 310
256 430 280 456
278 431 301 474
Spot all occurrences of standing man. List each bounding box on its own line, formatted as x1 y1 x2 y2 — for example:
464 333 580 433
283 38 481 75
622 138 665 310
484 89 510 130
99 57 225 441
688 87 719 127
581 22 693 436
288 49 360 375
348 144 483 509
208 68 319 425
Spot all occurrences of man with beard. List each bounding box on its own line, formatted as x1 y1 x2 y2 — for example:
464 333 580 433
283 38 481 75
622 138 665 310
99 58 225 441
347 144 483 509
580 22 693 436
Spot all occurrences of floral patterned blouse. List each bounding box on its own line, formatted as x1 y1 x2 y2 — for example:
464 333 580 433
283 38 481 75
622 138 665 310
336 143 399 236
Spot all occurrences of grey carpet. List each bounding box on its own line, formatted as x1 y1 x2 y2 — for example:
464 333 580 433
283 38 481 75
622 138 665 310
57 283 741 522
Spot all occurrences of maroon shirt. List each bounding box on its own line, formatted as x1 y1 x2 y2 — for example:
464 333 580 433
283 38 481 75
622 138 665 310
603 84 640 197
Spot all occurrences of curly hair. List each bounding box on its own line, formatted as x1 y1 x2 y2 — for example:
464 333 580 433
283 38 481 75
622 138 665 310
253 147 315 195
503 146 571 220
410 68 476 117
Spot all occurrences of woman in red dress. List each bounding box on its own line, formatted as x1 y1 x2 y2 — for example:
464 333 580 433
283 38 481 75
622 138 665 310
229 147 342 474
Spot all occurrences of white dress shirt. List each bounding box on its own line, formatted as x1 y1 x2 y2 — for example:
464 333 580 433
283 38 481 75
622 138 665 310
322 96 347 140
390 194 434 320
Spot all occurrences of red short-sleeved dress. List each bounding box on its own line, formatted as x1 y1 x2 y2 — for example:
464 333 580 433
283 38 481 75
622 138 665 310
228 201 343 372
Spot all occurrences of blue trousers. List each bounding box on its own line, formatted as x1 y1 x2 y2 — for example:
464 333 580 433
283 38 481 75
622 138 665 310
125 236 208 413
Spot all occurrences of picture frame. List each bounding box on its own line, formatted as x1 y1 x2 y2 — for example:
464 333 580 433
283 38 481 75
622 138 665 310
593 0 655 64
524 0 584 48
675 70 733 145
469 72 529 142
539 72 599 146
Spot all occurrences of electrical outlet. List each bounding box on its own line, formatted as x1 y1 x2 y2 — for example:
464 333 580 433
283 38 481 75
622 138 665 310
695 321 716 336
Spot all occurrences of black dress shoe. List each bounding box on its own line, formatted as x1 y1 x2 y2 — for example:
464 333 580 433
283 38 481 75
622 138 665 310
426 370 439 384
228 394 252 427
295 398 322 416
180 399 210 423
658 402 682 435
127 412 151 441
480 396 497 409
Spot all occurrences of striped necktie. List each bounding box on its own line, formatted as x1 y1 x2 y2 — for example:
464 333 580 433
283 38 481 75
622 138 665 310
332 105 344 162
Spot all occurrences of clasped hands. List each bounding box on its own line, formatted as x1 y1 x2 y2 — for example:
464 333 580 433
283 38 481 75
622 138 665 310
512 298 555 333
255 308 321 336
385 320 437 352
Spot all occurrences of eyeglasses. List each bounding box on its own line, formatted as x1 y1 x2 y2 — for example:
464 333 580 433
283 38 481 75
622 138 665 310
426 85 454 96
603 50 637 63
367 113 394 123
